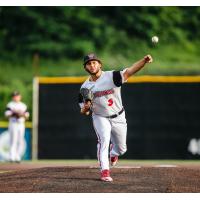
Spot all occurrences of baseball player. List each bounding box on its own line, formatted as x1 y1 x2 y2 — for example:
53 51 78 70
79 53 153 182
5 91 29 163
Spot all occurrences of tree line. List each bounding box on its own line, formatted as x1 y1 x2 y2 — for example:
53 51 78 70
0 6 200 60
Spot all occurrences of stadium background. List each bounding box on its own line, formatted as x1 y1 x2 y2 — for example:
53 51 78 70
2 76 200 161
35 76 200 160
1 6 200 194
0 7 200 161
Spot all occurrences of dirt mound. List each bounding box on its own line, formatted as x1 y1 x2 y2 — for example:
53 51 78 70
0 166 200 192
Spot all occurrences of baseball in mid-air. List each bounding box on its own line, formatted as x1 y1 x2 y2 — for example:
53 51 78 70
152 36 159 44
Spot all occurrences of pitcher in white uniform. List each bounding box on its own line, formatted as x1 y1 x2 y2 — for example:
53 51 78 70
5 91 30 163
79 53 153 182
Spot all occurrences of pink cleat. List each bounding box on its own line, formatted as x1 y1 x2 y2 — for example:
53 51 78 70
100 169 113 182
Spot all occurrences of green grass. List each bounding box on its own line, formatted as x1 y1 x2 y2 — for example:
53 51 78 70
20 159 200 165
1 160 199 174
1 41 200 79
0 41 200 120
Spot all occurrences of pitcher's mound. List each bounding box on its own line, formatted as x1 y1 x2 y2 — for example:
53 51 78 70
0 166 200 192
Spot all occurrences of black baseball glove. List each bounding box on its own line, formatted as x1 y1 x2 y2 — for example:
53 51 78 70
80 87 94 102
12 112 24 118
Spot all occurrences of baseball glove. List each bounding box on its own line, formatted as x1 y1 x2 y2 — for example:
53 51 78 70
12 112 23 118
80 87 94 102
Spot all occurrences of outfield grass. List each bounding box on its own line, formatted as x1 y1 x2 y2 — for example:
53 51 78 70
0 160 199 174
21 159 200 165
0 43 200 120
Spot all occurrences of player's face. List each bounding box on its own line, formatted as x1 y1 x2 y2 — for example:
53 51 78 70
85 60 101 75
12 95 21 102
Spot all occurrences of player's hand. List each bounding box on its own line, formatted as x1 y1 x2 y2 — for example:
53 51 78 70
84 101 91 110
12 112 21 118
80 101 91 115
144 55 153 63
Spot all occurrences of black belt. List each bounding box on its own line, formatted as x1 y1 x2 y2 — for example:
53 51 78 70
106 108 124 119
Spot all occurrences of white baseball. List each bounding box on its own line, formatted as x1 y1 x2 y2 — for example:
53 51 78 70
152 36 159 43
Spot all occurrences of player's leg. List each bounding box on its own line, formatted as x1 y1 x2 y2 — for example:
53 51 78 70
92 114 111 170
9 123 18 162
16 124 25 162
92 114 113 181
110 112 127 166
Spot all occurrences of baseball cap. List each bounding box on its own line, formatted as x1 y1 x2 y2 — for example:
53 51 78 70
11 91 20 97
83 53 101 66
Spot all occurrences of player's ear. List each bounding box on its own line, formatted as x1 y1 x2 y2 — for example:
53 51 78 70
98 61 102 69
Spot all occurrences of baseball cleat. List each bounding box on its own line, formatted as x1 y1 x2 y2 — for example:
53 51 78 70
110 156 118 166
100 169 113 182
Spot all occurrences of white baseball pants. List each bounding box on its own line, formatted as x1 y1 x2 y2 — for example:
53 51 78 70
9 122 25 162
92 112 127 171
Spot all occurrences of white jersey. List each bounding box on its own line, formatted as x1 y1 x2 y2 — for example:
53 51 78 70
5 101 29 123
79 69 127 117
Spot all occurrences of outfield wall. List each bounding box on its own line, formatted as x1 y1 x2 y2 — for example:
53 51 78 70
33 76 200 159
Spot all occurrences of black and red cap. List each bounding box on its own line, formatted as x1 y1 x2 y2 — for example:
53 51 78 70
83 53 101 66
11 91 20 97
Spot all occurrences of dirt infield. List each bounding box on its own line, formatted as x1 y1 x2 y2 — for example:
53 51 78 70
0 162 200 192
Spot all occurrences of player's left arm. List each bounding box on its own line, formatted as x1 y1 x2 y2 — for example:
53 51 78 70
123 55 153 81
78 92 91 115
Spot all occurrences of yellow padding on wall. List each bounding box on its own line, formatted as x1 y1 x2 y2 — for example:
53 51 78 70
0 121 32 128
38 76 88 84
128 75 200 83
38 75 200 84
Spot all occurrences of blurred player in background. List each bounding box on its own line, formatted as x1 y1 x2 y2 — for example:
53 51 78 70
5 91 29 163
79 53 153 181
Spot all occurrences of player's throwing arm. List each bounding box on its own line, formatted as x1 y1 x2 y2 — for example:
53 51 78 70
123 55 153 81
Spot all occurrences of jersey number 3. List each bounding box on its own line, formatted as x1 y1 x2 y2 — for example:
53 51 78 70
108 98 113 106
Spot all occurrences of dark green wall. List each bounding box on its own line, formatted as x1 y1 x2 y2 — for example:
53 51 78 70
38 82 200 159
